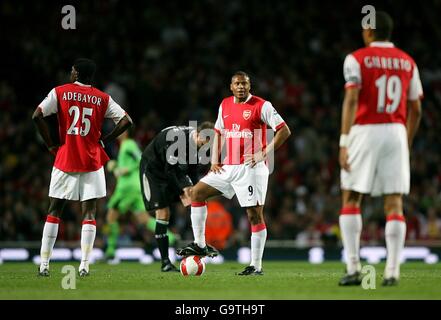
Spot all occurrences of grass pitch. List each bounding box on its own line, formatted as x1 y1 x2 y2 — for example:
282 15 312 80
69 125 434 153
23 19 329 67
0 261 440 300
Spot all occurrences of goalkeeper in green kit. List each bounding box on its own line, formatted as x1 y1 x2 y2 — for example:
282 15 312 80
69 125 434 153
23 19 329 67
105 129 177 269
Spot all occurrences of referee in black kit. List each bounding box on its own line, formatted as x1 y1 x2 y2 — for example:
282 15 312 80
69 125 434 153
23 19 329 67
139 121 218 271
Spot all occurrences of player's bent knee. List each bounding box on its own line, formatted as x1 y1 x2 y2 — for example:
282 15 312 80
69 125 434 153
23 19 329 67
246 207 264 225
191 185 209 202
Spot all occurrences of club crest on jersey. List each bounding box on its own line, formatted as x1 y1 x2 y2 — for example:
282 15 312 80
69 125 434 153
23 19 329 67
243 110 251 120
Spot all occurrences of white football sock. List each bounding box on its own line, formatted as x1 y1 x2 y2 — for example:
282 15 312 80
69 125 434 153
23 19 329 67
39 215 60 272
339 207 362 275
80 220 96 272
191 202 207 248
384 215 406 279
251 224 267 271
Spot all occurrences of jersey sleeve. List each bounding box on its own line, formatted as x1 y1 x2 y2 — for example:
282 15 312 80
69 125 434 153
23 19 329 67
261 101 286 131
214 104 224 134
343 54 362 89
38 88 58 117
408 64 424 101
105 96 126 124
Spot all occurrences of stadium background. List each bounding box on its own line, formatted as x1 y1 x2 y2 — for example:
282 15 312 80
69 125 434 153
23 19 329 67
1 0 440 264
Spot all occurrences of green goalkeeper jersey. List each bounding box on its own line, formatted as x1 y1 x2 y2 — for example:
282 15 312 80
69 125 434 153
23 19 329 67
115 138 142 191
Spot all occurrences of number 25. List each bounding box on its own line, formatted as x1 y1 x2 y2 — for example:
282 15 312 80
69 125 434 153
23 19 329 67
67 106 93 136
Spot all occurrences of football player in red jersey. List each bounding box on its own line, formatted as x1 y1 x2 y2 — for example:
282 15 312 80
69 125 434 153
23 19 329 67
177 72 291 275
32 58 132 277
338 12 423 286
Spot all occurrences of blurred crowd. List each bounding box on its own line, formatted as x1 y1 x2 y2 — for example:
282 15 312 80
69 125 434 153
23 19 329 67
1 1 441 248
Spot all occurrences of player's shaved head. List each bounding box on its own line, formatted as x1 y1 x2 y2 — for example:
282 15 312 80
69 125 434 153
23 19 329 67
73 58 96 84
231 71 250 83
373 11 393 41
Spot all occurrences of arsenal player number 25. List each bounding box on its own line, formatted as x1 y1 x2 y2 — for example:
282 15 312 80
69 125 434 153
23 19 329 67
67 106 93 136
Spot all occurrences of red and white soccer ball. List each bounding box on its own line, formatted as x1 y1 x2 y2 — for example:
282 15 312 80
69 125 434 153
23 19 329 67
180 255 205 276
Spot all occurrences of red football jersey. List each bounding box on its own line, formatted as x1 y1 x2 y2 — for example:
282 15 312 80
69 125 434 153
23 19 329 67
38 82 126 172
214 95 286 165
344 41 423 125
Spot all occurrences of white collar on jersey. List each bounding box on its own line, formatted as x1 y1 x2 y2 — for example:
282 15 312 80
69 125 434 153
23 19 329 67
369 41 395 48
74 81 92 87
234 94 252 104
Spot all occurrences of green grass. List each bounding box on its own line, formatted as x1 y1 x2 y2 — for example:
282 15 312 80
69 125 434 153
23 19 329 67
0 261 440 299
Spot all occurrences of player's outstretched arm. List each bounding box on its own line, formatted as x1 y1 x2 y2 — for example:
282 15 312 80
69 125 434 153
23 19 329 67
32 107 58 155
406 99 422 148
101 114 133 145
339 87 359 172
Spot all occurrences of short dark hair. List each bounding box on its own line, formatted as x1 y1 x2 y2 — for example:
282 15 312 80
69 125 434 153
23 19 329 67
197 121 214 132
73 58 96 84
373 11 393 41
231 71 250 82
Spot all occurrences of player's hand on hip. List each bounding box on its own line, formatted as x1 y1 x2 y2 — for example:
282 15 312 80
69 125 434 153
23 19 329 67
244 150 266 168
210 163 224 174
339 147 351 172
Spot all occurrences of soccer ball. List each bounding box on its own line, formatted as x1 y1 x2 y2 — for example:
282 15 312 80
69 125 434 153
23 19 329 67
180 255 205 276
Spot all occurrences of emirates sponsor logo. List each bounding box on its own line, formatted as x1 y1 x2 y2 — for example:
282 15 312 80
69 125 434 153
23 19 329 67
243 110 251 120
225 123 253 138
225 131 253 139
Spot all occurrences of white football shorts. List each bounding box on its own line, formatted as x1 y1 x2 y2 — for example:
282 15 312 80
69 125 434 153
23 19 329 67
200 162 269 207
49 166 106 201
341 123 410 196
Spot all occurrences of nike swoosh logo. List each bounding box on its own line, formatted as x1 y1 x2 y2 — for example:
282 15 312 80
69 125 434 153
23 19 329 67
223 115 229 118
